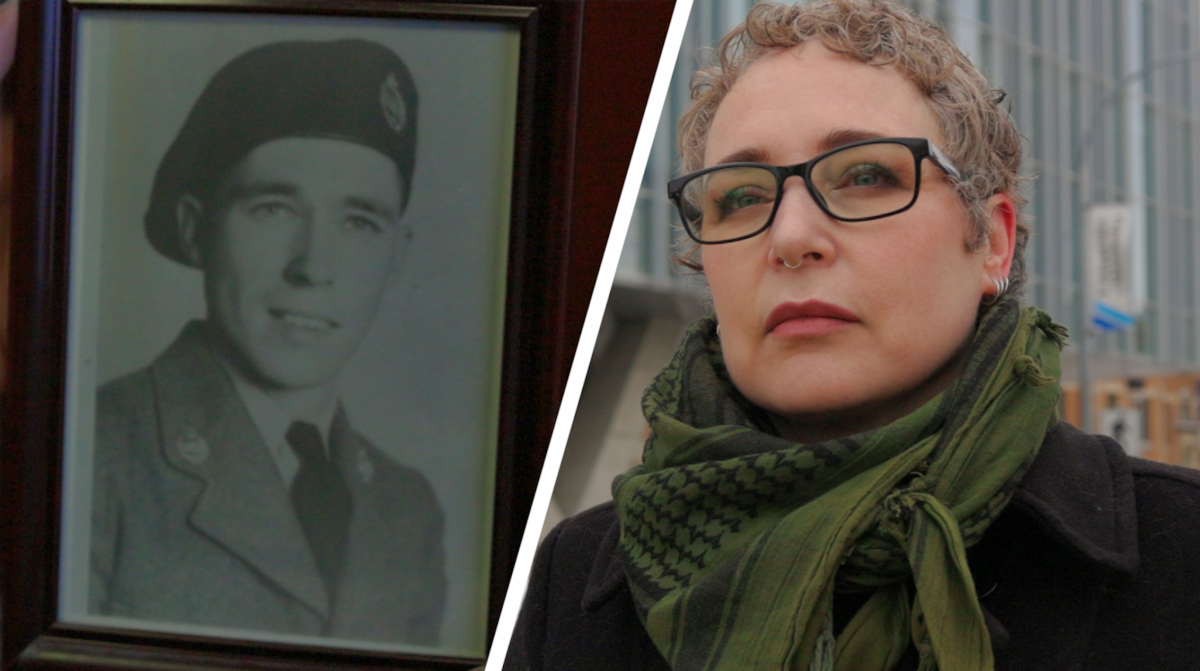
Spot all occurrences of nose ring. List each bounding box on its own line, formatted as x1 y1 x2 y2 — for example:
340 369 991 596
781 257 803 269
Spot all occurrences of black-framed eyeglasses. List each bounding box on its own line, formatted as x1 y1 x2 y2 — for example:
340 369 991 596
667 137 963 245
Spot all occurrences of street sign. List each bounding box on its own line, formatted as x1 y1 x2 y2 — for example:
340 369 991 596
1085 205 1139 331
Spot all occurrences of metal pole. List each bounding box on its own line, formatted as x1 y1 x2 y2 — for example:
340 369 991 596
1076 139 1099 432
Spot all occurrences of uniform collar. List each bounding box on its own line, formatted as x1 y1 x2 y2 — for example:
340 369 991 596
150 320 333 616
222 355 339 488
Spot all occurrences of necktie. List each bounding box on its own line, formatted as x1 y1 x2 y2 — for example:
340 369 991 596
286 421 353 594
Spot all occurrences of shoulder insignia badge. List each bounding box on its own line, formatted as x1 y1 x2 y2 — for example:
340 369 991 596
380 73 406 134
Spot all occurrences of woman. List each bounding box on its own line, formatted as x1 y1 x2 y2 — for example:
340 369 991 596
506 1 1200 670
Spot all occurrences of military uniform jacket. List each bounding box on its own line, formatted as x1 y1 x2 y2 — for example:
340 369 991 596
90 321 446 644
506 422 1200 670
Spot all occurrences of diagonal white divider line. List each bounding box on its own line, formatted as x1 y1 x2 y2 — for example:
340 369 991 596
484 0 694 666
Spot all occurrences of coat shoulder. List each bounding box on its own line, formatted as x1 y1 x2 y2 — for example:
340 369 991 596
96 367 155 425
1124 455 1200 563
1087 448 1200 669
94 366 161 470
1123 449 1200 550
505 502 669 671
548 502 619 550
1127 453 1200 489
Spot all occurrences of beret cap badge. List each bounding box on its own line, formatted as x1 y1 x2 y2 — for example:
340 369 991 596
381 73 406 134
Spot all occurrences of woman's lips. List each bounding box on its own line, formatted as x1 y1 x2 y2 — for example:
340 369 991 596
765 300 859 337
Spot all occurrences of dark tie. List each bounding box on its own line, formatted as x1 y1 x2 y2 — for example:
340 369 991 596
286 421 353 593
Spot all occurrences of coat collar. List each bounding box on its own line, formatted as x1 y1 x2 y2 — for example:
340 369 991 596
1005 421 1138 575
583 420 1141 613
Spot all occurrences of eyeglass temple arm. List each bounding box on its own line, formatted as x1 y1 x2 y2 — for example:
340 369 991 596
927 142 962 180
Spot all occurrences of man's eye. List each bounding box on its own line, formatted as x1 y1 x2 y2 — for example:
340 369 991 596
248 201 299 220
345 215 385 233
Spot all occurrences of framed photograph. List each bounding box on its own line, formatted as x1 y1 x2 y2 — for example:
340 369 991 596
0 0 678 668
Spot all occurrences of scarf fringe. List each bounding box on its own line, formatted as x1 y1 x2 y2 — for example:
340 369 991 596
809 606 836 671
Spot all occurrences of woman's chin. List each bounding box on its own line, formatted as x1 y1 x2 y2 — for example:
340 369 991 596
760 384 941 443
766 405 875 443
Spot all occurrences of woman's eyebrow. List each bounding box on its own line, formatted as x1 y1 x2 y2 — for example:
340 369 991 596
713 147 772 165
817 128 886 153
712 129 888 166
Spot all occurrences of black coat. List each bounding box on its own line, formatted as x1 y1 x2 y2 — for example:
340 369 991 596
505 422 1200 670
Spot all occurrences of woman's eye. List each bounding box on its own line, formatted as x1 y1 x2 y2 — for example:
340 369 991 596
717 187 770 215
837 164 898 189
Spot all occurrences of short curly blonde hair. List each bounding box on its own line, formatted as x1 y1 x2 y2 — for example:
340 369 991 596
677 0 1029 298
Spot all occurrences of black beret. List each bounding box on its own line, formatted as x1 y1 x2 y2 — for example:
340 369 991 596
144 39 418 266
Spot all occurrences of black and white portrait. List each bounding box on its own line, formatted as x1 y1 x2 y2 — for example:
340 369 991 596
57 10 520 658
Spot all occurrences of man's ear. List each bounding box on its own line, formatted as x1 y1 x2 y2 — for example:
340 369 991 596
176 195 205 268
979 192 1017 292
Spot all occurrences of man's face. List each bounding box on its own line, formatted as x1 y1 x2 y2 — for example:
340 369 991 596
180 137 407 391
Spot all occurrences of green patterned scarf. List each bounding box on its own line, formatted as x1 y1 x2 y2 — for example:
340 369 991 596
613 298 1066 671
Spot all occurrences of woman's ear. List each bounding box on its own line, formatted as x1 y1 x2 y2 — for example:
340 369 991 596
980 192 1017 291
175 195 206 268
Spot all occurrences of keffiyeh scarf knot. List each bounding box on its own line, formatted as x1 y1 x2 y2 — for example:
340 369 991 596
613 299 1064 671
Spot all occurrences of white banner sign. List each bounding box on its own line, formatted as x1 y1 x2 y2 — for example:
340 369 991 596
1085 204 1137 331
1100 407 1144 457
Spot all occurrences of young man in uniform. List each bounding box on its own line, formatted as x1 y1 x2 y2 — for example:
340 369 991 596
89 39 445 645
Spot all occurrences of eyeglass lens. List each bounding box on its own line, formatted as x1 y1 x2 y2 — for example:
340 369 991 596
679 142 921 242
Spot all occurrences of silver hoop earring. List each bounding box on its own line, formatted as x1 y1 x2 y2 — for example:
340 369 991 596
782 257 803 269
716 324 721 337
984 276 1010 305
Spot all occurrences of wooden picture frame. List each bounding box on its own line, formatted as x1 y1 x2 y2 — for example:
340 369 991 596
0 0 676 668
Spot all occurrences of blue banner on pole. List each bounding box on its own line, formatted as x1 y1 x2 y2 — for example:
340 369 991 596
1092 301 1137 331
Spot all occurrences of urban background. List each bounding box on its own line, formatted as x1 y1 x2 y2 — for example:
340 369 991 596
546 0 1200 531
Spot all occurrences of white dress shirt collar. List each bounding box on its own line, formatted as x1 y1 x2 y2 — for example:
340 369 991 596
219 357 339 489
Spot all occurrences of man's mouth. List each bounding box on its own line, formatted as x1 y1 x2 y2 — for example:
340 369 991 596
270 309 338 331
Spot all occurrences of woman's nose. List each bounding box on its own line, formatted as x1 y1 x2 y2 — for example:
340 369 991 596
767 176 836 269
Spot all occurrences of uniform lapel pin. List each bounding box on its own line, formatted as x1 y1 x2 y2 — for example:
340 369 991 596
176 429 210 465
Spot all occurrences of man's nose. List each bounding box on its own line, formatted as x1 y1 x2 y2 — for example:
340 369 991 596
283 218 336 286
